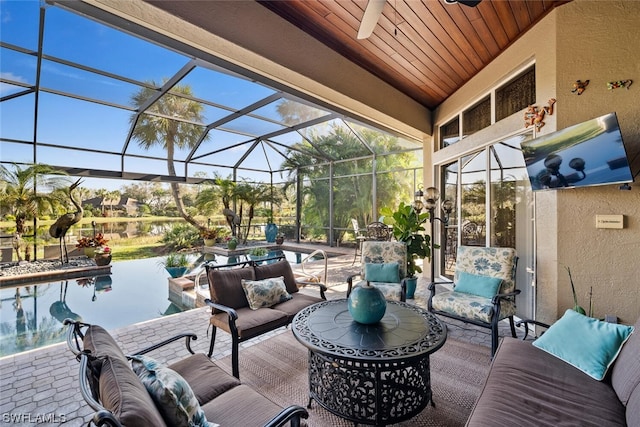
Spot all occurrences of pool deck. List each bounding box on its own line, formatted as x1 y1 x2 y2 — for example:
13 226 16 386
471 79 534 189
0 244 518 426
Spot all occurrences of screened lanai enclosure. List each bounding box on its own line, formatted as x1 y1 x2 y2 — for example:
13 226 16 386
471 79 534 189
1 1 424 245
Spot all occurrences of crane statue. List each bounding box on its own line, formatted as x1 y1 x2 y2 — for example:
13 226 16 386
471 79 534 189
49 178 83 264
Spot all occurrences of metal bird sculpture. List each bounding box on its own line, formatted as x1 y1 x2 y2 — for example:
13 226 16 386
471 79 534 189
49 178 84 263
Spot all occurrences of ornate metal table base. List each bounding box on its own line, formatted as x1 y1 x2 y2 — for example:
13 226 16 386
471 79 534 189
307 350 432 425
292 299 447 427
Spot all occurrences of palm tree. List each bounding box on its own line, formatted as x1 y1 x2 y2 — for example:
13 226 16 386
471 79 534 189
0 164 68 261
235 181 282 244
130 81 209 231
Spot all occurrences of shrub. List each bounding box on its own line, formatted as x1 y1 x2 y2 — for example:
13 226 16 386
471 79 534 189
161 223 200 250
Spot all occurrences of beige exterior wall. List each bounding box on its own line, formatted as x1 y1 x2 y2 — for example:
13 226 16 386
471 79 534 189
433 1 640 325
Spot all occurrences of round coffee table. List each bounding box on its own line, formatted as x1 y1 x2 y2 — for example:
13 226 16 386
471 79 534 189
292 299 447 426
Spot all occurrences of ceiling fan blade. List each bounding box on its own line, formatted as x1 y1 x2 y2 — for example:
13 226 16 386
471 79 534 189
444 0 482 6
357 0 386 40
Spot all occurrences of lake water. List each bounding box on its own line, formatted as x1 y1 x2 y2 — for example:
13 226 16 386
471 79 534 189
0 249 335 357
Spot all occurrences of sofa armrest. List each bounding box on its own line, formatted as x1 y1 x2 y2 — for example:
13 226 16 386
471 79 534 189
515 319 551 340
205 298 240 337
134 333 198 356
346 273 362 298
263 405 309 427
296 280 327 300
491 289 521 305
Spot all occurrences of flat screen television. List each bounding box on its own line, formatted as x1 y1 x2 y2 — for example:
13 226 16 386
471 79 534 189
520 112 634 190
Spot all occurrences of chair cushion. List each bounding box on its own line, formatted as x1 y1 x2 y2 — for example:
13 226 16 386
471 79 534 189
210 307 289 340
532 309 634 380
454 246 517 294
207 267 255 310
431 290 516 324
131 355 218 427
271 292 324 319
454 271 503 299
467 338 627 426
83 325 128 363
98 355 167 427
361 241 407 279
611 317 640 405
168 354 240 405
364 262 400 283
353 280 402 301
254 259 299 294
241 277 292 310
201 384 284 426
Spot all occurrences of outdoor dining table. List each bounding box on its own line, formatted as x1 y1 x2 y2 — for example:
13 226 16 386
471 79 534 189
292 299 447 426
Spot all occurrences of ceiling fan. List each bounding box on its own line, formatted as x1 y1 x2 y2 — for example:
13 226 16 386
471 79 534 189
357 0 482 40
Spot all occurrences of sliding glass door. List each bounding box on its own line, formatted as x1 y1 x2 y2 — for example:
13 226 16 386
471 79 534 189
437 131 535 319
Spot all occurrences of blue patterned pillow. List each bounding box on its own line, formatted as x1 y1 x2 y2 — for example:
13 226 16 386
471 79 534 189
241 276 292 310
533 309 635 380
454 271 503 298
365 262 400 283
131 355 219 427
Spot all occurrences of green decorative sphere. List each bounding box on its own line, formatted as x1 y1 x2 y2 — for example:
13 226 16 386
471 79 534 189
348 284 387 324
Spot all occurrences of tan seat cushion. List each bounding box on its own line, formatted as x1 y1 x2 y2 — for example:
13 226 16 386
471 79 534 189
272 292 324 319
201 384 283 426
83 325 128 363
169 354 240 405
210 307 289 339
98 355 167 426
610 317 640 405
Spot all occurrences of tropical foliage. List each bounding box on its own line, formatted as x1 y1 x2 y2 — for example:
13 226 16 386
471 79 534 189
0 164 69 260
281 124 419 243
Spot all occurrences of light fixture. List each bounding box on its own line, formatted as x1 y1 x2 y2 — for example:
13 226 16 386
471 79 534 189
418 187 454 287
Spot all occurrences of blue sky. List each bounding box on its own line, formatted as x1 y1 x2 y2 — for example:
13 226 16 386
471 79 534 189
0 0 418 192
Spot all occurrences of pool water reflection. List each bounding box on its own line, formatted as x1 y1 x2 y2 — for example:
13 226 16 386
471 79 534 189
0 249 334 357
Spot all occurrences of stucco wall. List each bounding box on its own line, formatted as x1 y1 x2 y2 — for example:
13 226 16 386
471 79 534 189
434 0 640 325
553 0 640 325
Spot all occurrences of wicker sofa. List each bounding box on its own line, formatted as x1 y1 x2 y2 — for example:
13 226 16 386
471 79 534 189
205 257 326 378
467 316 640 426
64 320 308 427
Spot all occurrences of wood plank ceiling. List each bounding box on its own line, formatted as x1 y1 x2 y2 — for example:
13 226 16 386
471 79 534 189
259 0 570 110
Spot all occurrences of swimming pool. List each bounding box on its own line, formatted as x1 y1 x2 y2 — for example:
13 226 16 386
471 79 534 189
0 249 336 357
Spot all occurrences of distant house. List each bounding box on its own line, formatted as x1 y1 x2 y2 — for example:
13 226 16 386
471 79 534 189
83 196 140 217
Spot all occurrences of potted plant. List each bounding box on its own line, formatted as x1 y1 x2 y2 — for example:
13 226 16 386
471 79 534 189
248 246 268 262
200 227 223 246
75 233 109 259
94 245 112 266
275 232 285 245
225 236 238 250
382 202 432 298
159 253 192 278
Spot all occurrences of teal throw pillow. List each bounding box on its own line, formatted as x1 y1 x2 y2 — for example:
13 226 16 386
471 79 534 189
131 355 219 427
365 262 400 283
241 276 292 310
454 271 503 299
532 309 635 381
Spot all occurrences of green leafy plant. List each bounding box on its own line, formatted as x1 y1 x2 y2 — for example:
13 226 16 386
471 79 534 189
382 201 432 278
159 252 191 268
248 247 268 256
565 266 591 316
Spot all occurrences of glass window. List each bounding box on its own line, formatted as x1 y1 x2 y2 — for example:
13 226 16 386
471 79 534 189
496 66 535 121
441 161 459 279
460 151 487 247
463 96 491 137
439 116 460 148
